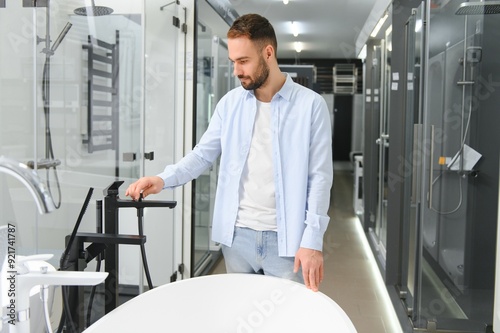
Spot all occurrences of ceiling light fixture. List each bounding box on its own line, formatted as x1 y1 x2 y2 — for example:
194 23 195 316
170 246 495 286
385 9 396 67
370 13 388 38
291 21 299 37
294 41 303 53
283 0 289 4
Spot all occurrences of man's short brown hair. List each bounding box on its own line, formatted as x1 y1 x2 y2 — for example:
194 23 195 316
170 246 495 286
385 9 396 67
227 13 278 57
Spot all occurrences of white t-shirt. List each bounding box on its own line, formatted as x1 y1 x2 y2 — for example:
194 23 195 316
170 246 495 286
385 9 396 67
235 100 277 231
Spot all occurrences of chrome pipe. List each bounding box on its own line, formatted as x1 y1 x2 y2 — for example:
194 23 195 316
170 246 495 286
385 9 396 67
0 156 55 214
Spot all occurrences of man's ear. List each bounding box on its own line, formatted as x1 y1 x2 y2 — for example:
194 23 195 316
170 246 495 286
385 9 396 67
265 44 274 60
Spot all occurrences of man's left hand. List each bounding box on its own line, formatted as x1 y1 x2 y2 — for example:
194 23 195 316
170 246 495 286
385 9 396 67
294 247 324 292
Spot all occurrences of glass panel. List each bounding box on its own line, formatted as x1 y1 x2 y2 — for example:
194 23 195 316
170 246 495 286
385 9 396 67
1 0 185 327
193 19 214 276
0 0 156 282
0 1 40 253
375 24 392 261
370 14 392 265
368 42 382 241
415 0 499 330
142 0 180 286
400 2 425 318
192 15 235 275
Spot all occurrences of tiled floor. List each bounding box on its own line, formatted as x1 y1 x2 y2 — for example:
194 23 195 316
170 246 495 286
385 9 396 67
210 167 403 333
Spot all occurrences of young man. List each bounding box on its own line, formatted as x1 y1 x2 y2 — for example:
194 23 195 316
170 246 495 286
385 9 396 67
126 14 333 292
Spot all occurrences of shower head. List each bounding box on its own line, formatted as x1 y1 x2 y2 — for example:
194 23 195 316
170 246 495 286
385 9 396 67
456 1 500 15
74 0 113 16
50 22 72 53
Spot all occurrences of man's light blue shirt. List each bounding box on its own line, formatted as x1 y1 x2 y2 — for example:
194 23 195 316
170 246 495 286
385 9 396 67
158 73 333 257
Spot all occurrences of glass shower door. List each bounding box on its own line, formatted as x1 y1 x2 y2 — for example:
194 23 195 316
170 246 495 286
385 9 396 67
399 2 424 320
142 1 181 287
369 22 392 267
412 0 499 330
368 42 382 247
1 1 144 257
0 0 41 256
193 20 215 276
372 24 392 264
193 18 235 276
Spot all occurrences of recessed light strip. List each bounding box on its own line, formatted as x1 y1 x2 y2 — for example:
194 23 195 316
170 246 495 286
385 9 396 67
370 13 388 38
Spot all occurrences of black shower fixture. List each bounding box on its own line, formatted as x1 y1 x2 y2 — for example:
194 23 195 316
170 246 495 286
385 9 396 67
74 0 113 16
456 1 500 15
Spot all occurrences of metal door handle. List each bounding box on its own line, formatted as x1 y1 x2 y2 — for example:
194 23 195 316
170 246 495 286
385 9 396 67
123 152 136 162
428 125 434 209
376 134 389 146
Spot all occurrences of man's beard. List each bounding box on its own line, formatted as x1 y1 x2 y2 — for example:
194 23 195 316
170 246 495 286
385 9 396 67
239 57 270 91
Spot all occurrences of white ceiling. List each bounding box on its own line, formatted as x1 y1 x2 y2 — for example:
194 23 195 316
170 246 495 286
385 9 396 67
198 0 390 59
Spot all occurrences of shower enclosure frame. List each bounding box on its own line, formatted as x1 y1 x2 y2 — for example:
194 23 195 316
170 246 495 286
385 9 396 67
192 13 236 277
394 0 499 331
1 2 190 330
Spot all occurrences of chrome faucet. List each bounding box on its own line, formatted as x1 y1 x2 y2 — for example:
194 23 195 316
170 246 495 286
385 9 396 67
0 249 108 333
0 156 55 214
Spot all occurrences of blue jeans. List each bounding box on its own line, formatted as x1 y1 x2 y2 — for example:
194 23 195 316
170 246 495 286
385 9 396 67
221 227 304 284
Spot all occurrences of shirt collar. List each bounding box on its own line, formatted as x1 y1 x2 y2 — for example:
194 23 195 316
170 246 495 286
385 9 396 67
275 73 294 102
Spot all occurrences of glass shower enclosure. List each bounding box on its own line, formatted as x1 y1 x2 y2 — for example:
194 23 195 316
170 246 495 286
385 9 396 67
1 0 184 329
373 24 393 267
399 1 500 331
0 0 145 262
193 14 236 276
366 8 393 272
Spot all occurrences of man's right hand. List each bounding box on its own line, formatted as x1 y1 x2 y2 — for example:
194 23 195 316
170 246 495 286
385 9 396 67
125 176 165 201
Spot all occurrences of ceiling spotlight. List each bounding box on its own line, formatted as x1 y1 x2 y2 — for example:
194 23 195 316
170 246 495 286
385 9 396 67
291 21 299 37
283 0 289 4
294 41 303 53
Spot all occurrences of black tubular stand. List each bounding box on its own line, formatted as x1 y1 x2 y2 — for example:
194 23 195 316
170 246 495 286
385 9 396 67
103 180 176 314
66 180 176 331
